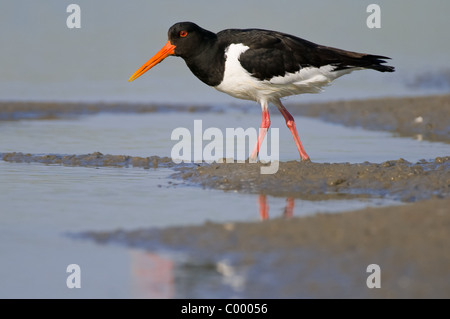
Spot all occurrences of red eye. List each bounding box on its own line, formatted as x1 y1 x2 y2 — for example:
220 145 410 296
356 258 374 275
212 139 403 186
180 31 188 37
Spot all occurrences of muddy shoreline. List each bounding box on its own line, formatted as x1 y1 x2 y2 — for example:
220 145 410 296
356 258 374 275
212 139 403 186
2 94 449 298
174 157 449 202
2 152 448 203
0 100 216 121
84 198 450 298
1 93 449 143
286 94 450 144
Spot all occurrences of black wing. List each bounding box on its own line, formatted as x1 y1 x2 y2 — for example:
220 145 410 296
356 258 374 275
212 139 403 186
219 29 394 81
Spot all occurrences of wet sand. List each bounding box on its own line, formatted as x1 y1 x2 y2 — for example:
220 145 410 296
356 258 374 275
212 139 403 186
0 152 175 169
174 157 449 202
85 198 450 298
0 100 215 121
2 152 447 203
2 94 449 143
2 94 450 298
287 94 450 143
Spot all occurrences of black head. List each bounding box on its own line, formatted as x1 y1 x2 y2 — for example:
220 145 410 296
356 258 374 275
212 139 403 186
128 22 216 82
168 22 217 58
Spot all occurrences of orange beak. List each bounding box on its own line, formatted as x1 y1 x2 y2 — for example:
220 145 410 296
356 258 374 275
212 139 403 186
128 41 176 82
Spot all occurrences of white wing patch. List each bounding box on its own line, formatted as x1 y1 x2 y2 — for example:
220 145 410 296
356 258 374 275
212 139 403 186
270 65 337 87
215 43 358 103
268 65 356 95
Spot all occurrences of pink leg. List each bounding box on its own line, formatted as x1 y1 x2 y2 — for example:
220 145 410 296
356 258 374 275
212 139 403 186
250 106 271 161
283 197 294 218
274 100 310 161
258 194 269 220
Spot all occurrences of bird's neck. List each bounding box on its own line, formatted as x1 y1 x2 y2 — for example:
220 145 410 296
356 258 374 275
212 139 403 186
183 41 225 87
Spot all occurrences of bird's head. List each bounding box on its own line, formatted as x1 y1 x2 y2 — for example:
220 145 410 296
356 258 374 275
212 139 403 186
128 22 215 82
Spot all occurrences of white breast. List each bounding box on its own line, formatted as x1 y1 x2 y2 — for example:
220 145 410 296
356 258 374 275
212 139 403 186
214 43 257 101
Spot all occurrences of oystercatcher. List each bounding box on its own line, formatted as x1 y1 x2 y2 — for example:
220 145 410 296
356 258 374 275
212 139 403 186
128 22 394 161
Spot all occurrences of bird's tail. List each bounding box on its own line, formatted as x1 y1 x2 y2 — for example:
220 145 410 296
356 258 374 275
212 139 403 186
317 45 395 73
358 54 395 72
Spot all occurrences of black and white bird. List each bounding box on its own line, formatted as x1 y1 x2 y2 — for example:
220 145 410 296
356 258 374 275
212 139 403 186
129 22 394 161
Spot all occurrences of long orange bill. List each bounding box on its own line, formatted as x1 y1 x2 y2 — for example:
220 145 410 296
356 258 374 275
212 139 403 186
128 41 176 82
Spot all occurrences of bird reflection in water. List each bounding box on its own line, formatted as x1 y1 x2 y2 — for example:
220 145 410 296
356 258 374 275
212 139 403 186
129 195 295 297
258 194 294 220
130 250 175 299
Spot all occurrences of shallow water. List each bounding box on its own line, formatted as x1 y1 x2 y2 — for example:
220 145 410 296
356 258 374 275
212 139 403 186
1 111 447 163
0 160 399 298
0 111 448 298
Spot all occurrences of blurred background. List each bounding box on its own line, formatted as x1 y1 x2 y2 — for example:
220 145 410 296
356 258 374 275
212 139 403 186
1 0 449 105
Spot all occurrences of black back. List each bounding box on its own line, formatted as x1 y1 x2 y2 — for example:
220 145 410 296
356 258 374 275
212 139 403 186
167 22 394 85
